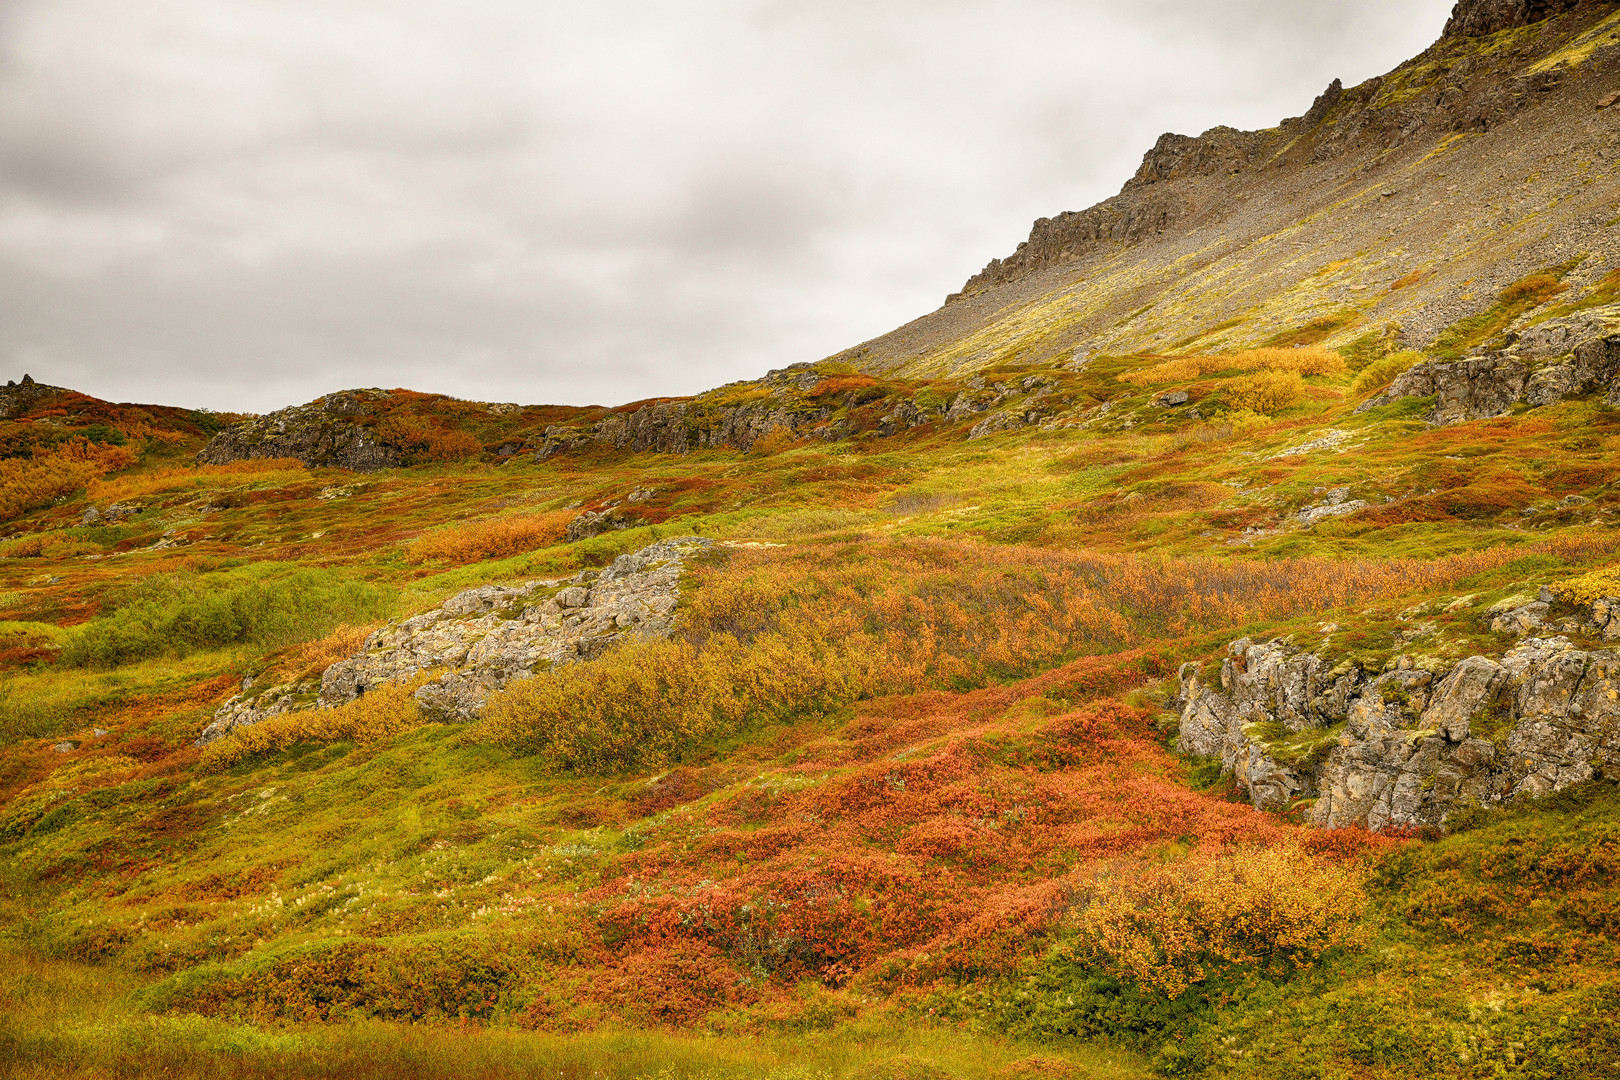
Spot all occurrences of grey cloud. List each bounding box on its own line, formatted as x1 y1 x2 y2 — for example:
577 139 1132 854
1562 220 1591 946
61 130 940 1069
0 0 1456 413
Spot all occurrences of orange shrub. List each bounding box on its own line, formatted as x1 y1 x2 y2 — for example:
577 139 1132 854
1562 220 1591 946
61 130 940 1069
404 511 572 565
86 458 307 504
0 439 138 522
262 622 379 684
374 414 483 464
1071 845 1368 994
1121 347 1345 386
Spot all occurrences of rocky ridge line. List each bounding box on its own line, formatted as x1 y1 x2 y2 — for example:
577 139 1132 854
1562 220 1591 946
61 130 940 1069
195 390 403 471
196 536 713 746
945 0 1620 303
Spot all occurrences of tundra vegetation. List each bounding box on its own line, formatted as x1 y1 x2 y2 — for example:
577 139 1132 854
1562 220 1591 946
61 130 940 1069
6 307 1620 1079
9 3 1620 1073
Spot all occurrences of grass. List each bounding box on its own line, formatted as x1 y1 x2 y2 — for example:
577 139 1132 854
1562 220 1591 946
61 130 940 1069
0 946 1153 1079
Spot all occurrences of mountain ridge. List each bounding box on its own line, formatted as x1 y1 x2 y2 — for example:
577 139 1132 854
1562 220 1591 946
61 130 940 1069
839 0 1620 381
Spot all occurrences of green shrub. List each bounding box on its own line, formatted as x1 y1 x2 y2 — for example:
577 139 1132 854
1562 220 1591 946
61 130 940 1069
60 566 394 668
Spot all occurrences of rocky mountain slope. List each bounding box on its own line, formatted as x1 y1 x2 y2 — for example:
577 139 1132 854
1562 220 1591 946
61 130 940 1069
843 0 1620 378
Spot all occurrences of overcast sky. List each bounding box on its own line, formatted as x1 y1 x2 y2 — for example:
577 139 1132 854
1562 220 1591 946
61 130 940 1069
0 0 1455 412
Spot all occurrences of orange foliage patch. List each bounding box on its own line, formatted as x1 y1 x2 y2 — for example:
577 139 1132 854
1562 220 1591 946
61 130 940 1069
0 439 138 522
375 414 483 463
86 458 308 504
404 511 573 565
540 658 1401 1022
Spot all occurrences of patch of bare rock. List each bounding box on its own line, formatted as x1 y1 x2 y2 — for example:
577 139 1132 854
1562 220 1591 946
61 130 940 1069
196 537 713 747
1177 591 1620 831
1357 306 1620 423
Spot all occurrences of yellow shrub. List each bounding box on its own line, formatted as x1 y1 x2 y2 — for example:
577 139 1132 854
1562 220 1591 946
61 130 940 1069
1072 845 1368 995
1552 566 1620 606
261 623 379 684
1219 371 1304 413
405 511 573 565
201 680 423 768
0 534 100 558
1121 347 1345 386
1349 349 1426 397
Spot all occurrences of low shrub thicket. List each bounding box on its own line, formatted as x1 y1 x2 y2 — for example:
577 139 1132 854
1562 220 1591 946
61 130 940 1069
0 439 138 522
405 511 574 565
60 566 395 668
86 458 308 504
1071 845 1367 995
1120 348 1345 387
199 680 423 768
475 539 1579 772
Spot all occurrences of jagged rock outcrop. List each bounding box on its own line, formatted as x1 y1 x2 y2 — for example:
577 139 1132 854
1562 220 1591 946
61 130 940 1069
1445 0 1593 38
196 537 713 746
1358 306 1620 423
0 375 64 420
196 390 401 471
1177 600 1620 830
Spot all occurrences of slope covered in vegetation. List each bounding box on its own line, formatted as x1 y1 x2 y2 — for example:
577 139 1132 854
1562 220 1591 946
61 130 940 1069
8 4 1620 1078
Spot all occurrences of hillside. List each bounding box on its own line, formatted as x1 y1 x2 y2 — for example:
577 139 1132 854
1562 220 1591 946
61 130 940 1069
845 0 1620 379
6 3 1620 1079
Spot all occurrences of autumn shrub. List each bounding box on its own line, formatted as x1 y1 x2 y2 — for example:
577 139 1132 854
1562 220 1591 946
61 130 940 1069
86 458 307 504
375 414 483 464
261 622 380 684
476 538 1586 772
1348 348 1426 397
1121 347 1345 386
1551 564 1620 606
1218 371 1304 414
0 533 102 558
1072 845 1368 995
200 679 423 767
0 439 138 522
60 566 395 668
405 511 573 565
138 935 514 1023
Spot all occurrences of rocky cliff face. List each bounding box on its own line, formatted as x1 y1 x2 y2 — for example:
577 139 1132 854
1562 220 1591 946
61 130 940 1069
1177 594 1620 831
0 375 67 421
196 537 712 746
195 390 403 471
1445 0 1594 38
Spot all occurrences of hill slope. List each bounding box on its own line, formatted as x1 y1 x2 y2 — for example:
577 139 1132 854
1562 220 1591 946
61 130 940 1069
845 0 1620 378
7 4 1620 1080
